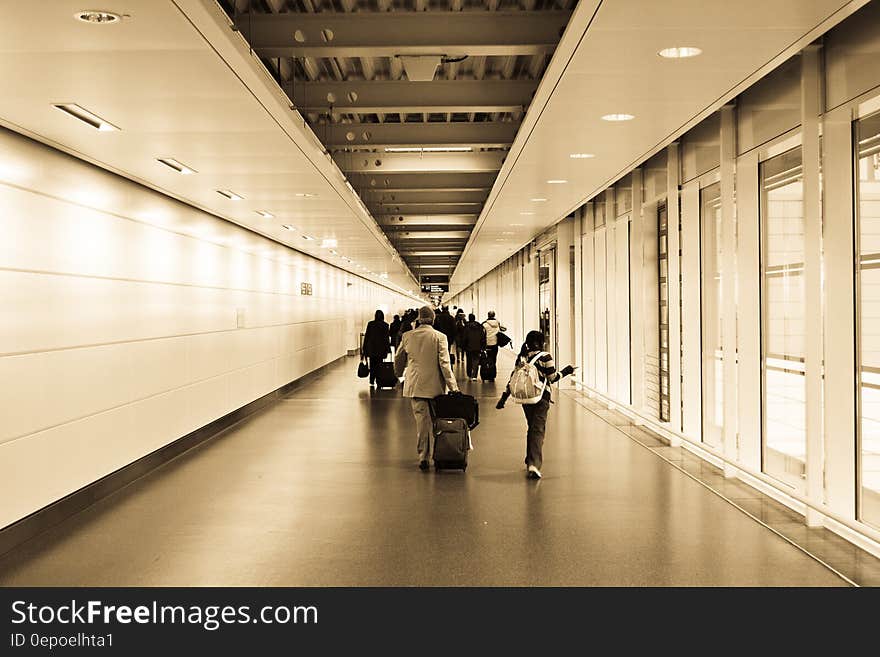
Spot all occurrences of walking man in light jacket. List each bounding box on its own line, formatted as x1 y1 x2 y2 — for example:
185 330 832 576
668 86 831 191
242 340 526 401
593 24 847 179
394 306 460 470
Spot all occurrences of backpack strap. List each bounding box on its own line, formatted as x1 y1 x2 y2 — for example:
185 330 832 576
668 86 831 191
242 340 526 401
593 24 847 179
528 351 547 366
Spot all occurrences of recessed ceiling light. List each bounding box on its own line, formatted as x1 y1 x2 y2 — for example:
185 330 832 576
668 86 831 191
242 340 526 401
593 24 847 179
74 10 122 24
601 114 635 122
255 210 274 219
570 153 595 159
547 180 567 184
53 103 119 131
329 249 338 255
281 224 296 231
658 46 702 59
302 235 315 241
157 158 196 175
217 189 244 201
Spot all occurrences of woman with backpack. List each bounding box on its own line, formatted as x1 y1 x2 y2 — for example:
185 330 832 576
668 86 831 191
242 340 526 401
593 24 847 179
495 330 576 479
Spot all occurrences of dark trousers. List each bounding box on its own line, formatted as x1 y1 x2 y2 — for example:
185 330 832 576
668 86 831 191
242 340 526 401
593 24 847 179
368 356 382 384
466 350 481 378
486 345 499 369
523 397 550 470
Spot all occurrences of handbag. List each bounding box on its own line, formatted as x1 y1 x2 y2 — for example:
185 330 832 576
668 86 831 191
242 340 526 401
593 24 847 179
357 359 369 378
496 331 512 348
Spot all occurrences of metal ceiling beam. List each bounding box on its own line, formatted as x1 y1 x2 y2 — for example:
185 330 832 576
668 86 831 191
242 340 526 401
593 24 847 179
234 11 573 58
376 214 478 226
323 120 520 148
334 151 505 173
346 171 498 190
363 189 489 204
368 202 483 215
391 231 472 240
290 79 537 114
399 250 462 256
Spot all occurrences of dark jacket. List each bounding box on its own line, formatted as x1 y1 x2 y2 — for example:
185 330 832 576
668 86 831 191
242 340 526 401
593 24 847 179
434 311 456 346
362 320 391 359
461 321 486 352
389 318 402 345
454 315 466 346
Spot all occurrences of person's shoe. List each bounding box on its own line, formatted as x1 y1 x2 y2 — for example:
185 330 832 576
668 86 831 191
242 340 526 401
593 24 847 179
527 465 542 479
419 460 429 471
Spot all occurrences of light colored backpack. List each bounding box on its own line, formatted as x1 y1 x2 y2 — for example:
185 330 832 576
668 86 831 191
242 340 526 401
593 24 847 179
508 352 548 404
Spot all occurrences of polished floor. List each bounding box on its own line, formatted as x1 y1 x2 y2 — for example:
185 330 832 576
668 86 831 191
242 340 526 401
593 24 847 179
0 356 848 586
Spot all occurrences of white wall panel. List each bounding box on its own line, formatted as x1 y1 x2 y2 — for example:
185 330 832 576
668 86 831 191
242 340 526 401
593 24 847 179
0 128 416 529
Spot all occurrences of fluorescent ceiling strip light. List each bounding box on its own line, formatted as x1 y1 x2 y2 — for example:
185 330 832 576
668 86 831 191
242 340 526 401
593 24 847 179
547 180 567 184
570 153 595 159
296 192 318 198
601 113 635 122
302 235 315 241
281 224 296 231
321 239 338 248
383 147 473 153
157 158 196 175
53 103 119 131
217 189 244 201
255 210 274 219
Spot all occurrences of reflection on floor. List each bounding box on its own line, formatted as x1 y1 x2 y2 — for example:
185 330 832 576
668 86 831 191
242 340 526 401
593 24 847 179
0 356 856 586
566 391 880 587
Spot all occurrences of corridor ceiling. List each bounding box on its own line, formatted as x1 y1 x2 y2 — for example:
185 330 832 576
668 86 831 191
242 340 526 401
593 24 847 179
0 0 869 302
223 0 576 293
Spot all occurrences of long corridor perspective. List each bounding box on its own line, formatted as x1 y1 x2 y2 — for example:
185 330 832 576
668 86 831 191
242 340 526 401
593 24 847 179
8 0 880 596
0 356 850 587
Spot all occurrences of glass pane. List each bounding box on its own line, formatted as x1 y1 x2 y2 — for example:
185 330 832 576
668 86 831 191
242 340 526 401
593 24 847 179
760 147 806 488
658 204 670 422
858 110 880 528
701 182 723 448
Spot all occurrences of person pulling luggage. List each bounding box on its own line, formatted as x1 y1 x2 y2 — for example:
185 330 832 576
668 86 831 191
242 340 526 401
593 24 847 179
361 310 391 387
495 330 576 479
394 306 460 470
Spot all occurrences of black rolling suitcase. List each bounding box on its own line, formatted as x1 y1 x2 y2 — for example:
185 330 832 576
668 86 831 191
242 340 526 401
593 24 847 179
432 392 479 429
433 418 469 471
375 361 398 388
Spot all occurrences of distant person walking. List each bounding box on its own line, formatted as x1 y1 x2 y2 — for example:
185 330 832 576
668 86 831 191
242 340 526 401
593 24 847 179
389 314 402 351
460 313 486 381
481 310 506 379
361 310 391 387
454 309 467 366
495 330 576 479
394 306 460 470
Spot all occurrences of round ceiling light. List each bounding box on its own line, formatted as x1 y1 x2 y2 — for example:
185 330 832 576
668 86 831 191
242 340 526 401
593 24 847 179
75 10 122 24
658 46 702 59
601 114 635 122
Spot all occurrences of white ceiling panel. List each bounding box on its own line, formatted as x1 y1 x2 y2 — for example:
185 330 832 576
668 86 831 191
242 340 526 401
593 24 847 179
0 0 421 299
450 0 870 294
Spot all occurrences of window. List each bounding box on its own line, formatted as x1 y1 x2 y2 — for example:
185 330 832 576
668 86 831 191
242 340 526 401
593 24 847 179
760 147 806 487
700 182 723 447
856 110 880 527
658 203 670 422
